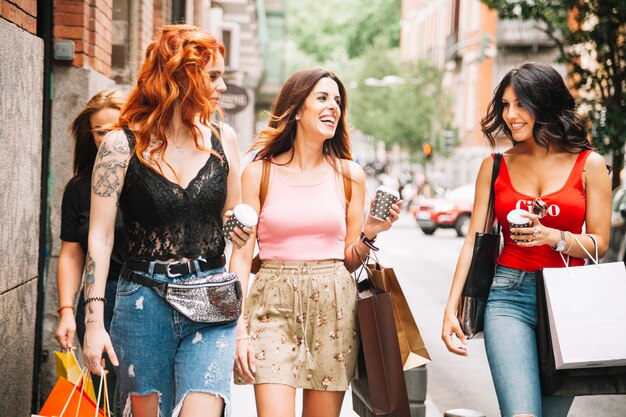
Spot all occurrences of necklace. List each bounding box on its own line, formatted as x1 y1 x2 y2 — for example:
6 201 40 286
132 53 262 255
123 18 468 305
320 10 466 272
172 126 187 158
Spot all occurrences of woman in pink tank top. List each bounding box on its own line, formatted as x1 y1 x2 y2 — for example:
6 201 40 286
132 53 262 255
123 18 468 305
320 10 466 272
442 62 612 417
230 69 402 417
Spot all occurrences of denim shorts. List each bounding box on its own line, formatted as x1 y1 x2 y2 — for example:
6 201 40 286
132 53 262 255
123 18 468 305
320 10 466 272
110 264 237 417
484 265 573 417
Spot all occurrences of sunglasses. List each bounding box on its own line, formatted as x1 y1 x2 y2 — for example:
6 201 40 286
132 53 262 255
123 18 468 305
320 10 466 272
531 197 548 218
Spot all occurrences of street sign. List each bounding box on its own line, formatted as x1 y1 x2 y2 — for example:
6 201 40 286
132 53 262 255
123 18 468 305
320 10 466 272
220 83 249 114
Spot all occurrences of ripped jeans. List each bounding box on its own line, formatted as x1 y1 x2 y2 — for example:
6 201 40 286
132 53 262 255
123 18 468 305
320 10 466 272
110 266 237 417
484 265 573 417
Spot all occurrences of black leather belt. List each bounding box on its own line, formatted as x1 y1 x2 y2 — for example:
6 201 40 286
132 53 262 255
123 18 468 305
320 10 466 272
123 254 226 278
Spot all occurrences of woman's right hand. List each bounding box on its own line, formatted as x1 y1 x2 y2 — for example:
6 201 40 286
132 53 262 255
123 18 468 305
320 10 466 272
234 337 256 384
83 325 118 376
55 311 77 350
442 309 468 356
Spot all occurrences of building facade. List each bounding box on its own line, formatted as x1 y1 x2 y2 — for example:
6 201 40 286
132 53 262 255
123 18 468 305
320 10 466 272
401 0 560 189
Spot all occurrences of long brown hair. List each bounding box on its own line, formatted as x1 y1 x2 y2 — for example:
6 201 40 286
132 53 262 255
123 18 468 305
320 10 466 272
70 89 124 180
119 24 225 175
252 68 352 163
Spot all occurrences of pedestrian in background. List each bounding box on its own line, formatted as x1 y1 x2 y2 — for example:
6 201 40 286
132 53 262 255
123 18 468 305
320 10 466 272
232 68 402 417
442 62 612 417
82 25 252 417
55 89 126 416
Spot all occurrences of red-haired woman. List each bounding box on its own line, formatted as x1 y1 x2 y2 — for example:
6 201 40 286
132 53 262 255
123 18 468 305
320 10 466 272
232 68 402 417
82 25 252 417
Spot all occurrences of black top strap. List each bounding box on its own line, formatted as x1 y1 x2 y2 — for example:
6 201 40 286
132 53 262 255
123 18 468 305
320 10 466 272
484 153 502 234
122 125 137 150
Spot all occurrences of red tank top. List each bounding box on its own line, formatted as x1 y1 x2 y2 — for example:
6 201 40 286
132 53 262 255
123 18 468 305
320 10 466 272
494 150 591 271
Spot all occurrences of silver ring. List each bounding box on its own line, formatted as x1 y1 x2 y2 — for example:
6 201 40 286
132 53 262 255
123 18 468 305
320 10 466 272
532 228 539 237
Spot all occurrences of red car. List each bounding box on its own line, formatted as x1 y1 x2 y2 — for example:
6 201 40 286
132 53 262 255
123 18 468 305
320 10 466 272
412 184 474 237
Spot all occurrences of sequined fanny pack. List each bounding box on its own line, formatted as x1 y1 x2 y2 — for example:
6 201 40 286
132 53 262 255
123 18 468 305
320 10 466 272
122 268 243 324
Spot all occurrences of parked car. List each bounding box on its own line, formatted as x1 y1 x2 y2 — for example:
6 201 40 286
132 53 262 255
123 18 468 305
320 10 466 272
412 184 474 237
605 185 626 263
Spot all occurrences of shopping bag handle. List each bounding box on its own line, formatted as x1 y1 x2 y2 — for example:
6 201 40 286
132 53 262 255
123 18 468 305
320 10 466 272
558 233 600 271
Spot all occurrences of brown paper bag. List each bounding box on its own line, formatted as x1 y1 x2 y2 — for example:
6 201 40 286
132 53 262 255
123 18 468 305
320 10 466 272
367 262 431 370
351 290 411 417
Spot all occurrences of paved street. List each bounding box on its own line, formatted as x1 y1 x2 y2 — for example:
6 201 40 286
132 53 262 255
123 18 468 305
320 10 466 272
232 213 626 417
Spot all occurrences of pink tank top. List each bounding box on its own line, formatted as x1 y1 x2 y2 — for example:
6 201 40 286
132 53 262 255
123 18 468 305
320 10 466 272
257 165 347 261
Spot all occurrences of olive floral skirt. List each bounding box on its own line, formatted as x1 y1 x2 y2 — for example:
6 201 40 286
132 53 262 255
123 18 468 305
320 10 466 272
236 259 359 391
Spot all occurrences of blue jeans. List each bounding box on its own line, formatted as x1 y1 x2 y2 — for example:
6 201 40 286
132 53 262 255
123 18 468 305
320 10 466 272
110 265 237 417
484 265 574 417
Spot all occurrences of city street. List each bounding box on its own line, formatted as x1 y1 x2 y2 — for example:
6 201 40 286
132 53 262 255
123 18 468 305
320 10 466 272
232 213 626 417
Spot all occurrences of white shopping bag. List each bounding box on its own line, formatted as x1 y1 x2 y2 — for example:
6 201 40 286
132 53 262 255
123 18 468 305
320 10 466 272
542 238 626 370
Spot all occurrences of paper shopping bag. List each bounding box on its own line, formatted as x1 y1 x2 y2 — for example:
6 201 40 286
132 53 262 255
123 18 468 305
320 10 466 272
351 289 411 417
38 376 106 417
55 351 97 402
536 266 626 396
367 262 431 370
542 261 626 369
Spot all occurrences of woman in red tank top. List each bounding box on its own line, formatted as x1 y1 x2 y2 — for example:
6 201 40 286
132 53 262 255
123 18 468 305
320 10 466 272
442 62 612 417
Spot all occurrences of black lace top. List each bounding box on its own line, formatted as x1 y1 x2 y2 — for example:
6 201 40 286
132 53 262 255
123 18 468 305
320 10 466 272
119 127 228 261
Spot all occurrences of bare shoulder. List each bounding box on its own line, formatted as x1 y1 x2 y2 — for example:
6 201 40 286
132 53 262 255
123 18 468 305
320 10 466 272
219 122 238 145
99 129 132 159
343 159 366 184
242 159 265 184
583 151 608 171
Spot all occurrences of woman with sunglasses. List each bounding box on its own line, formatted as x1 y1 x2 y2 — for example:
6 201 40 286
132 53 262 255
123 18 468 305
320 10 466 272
441 62 612 417
55 89 126 416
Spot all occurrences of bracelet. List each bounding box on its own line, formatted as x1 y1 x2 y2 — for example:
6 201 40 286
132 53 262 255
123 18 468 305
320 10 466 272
360 231 379 252
56 305 75 316
83 297 107 306
236 335 250 341
563 231 574 253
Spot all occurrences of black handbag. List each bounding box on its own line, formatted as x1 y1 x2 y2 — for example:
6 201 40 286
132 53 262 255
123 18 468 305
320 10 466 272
457 153 502 339
536 270 626 396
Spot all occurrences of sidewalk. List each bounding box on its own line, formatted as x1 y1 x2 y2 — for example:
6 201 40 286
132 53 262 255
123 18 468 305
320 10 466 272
231 384 444 416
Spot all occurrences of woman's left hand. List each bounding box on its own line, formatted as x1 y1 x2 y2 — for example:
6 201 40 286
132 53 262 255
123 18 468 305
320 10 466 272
363 200 403 236
510 212 558 248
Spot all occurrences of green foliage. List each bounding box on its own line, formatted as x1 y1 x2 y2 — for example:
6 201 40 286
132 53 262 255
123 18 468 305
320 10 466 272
287 0 401 63
285 0 451 157
348 47 452 156
481 0 626 188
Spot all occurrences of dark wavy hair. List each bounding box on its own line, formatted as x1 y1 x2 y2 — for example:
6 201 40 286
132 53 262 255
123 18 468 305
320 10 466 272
251 68 352 163
481 62 592 153
70 89 125 181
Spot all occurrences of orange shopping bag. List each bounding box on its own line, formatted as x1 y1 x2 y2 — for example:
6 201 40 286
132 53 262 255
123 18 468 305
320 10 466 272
37 367 110 417
55 350 98 403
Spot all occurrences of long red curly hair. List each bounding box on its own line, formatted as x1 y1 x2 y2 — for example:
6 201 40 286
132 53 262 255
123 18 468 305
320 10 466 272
119 24 225 175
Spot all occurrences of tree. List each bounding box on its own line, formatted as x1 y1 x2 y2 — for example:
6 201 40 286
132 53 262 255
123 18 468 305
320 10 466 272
348 47 452 157
481 0 626 189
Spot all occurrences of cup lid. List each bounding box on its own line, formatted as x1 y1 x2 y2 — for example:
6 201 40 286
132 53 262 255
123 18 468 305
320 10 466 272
376 185 400 199
506 209 530 225
233 204 259 227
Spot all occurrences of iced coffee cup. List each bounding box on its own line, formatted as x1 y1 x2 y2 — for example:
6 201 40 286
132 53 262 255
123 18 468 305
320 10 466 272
224 204 258 240
370 185 400 221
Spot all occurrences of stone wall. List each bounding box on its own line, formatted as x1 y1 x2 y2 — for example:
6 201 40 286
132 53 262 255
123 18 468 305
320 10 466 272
0 16 44 417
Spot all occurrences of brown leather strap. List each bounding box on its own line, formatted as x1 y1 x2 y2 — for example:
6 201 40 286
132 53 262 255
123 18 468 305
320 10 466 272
340 159 352 211
259 159 271 209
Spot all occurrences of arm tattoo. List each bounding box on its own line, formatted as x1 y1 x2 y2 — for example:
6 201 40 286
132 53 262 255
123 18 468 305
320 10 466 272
85 253 96 314
114 137 131 154
92 159 128 197
97 143 112 159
